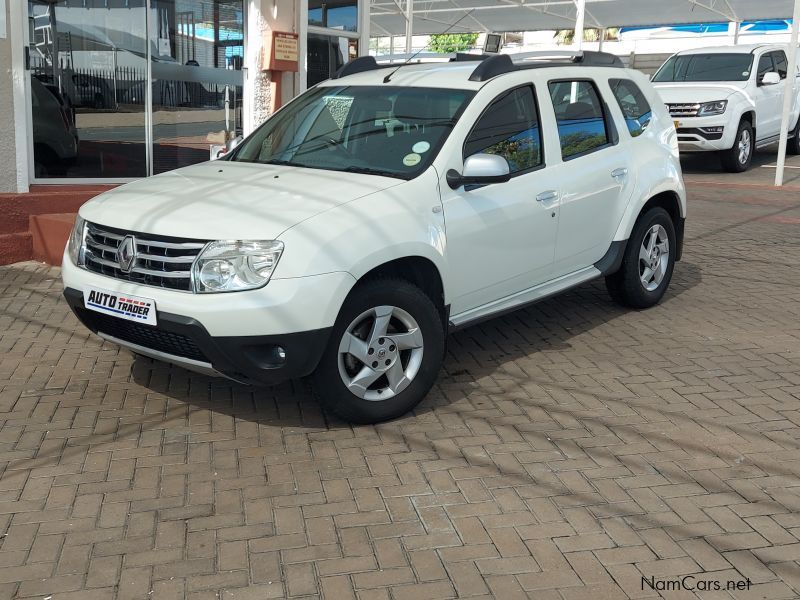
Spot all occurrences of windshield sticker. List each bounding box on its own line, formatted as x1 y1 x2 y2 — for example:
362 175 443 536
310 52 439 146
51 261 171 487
412 141 431 154
743 71 750 77
403 153 422 167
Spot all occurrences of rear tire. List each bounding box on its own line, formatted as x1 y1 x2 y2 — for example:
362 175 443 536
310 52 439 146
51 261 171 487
720 120 753 172
788 117 800 155
606 207 676 309
313 278 444 424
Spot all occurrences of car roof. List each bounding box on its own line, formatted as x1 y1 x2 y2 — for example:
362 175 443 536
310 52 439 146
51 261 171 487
318 56 633 91
674 44 783 56
319 61 486 91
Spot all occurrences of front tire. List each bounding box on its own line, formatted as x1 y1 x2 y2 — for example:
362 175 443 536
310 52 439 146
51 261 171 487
605 207 676 309
720 120 753 172
313 278 444 423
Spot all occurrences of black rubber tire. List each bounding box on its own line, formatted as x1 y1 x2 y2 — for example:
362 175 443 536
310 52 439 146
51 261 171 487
720 120 753 172
313 278 445 424
787 118 800 155
605 207 676 309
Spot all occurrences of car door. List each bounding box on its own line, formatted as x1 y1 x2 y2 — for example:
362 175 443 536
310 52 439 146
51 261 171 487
544 79 632 276
754 52 783 140
441 85 562 315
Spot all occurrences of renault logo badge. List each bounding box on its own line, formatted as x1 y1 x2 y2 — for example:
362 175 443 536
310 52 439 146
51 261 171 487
117 235 137 273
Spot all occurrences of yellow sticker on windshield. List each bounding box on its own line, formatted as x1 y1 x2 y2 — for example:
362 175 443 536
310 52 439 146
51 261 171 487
403 153 421 167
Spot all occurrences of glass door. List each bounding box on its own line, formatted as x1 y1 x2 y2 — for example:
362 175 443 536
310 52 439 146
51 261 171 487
148 0 244 174
28 0 148 178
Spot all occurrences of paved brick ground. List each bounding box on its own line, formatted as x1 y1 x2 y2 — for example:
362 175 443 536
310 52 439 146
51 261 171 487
1 165 800 599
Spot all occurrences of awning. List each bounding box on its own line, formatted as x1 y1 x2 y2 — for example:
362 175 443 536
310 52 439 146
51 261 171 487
370 1 799 36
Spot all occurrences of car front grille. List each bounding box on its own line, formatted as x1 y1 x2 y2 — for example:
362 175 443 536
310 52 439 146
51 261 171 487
83 222 207 292
666 103 700 118
86 310 208 363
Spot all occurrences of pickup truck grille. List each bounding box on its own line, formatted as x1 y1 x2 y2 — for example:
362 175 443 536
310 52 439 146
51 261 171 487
666 103 700 117
83 222 207 292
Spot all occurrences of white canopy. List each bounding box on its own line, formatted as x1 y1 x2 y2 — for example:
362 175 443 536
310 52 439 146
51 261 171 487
371 1 799 36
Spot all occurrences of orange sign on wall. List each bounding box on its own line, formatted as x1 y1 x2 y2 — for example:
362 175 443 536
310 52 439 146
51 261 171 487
261 31 299 72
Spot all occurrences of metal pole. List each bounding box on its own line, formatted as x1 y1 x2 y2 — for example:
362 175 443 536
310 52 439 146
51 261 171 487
574 0 586 51
405 0 413 53
598 27 605 52
775 1 800 187
733 21 741 45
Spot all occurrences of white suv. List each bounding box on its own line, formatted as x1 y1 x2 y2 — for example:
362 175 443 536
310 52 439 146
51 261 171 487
62 51 687 423
653 44 800 172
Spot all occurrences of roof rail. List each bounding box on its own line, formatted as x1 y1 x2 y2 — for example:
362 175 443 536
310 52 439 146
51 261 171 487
332 56 389 79
469 50 624 82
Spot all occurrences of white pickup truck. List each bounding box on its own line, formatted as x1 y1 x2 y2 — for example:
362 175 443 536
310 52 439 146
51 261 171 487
652 44 800 172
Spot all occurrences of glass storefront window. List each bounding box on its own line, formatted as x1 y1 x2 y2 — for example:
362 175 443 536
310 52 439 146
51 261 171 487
28 0 148 178
26 0 243 179
309 0 358 32
149 0 244 174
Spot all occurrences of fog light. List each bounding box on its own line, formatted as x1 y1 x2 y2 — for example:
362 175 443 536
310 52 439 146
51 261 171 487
276 347 286 361
199 259 235 291
700 126 724 133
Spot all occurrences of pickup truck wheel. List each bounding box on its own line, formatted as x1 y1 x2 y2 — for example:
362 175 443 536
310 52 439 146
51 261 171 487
720 121 753 172
605 207 676 309
788 118 800 155
313 279 444 423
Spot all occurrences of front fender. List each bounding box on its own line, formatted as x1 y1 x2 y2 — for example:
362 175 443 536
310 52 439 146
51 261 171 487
275 169 447 295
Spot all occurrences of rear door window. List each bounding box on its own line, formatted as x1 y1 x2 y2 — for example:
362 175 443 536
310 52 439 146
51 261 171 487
609 79 652 137
548 80 610 159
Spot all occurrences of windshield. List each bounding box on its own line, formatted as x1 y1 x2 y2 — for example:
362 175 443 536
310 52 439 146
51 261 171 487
232 85 475 178
653 53 754 82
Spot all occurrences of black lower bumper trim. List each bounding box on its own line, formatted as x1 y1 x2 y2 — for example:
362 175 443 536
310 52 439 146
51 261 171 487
64 288 332 386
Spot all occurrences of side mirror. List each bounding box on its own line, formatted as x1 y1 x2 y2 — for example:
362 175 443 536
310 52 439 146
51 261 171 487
447 154 511 190
761 72 781 86
228 135 244 151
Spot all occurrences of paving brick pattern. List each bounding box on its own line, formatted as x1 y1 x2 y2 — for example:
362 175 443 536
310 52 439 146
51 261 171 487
0 179 799 599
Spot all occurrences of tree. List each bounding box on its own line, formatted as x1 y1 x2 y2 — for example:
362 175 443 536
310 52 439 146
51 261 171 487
554 27 619 46
428 33 479 54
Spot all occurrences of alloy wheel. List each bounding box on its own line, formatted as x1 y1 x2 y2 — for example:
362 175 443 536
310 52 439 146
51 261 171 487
639 224 670 292
738 129 751 165
337 305 424 401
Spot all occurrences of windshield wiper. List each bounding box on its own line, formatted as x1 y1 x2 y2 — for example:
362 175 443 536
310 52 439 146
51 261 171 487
341 166 404 178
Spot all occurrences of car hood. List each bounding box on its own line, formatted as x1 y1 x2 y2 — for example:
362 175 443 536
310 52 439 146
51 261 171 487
79 161 403 240
653 82 745 104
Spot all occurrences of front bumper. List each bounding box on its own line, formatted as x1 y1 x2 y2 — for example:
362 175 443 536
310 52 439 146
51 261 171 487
64 287 332 386
672 116 734 152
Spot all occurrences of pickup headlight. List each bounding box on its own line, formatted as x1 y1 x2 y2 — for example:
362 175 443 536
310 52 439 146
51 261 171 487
67 216 86 266
697 100 728 116
193 240 283 293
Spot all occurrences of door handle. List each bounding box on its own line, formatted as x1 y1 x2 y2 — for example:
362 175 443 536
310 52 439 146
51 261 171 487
536 190 559 203
611 168 628 180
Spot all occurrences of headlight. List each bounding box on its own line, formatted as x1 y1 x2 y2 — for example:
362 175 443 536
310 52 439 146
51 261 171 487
697 100 728 116
67 216 86 266
193 240 283 293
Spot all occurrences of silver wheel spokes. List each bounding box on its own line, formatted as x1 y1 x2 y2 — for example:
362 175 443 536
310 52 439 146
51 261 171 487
639 224 670 292
337 305 424 401
738 129 751 165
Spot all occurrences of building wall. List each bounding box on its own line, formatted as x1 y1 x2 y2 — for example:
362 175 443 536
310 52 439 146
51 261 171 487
0 0 19 193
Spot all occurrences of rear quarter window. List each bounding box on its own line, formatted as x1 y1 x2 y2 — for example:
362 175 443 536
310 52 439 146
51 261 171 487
608 79 652 138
